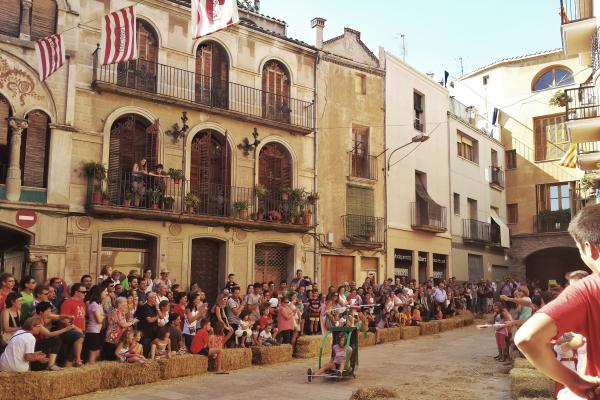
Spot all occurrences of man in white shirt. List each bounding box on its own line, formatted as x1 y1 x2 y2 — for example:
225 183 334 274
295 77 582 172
0 316 48 372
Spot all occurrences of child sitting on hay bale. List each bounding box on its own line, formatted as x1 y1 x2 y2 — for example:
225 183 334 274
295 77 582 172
115 330 146 364
191 320 228 374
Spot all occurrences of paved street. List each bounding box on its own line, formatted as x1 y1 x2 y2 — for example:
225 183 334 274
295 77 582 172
68 323 512 400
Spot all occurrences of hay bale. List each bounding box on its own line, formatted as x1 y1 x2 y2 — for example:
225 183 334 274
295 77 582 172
510 368 554 399
294 334 332 359
420 321 440 335
378 327 402 343
351 386 397 400
358 332 376 347
438 318 456 332
158 354 208 379
513 358 535 370
453 316 465 328
516 398 552 400
107 359 161 388
462 311 475 325
400 325 420 340
209 347 252 371
251 344 293 365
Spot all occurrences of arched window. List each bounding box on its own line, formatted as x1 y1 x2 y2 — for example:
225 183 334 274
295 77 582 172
532 66 574 91
21 110 51 188
0 95 13 184
31 0 57 40
259 142 292 191
189 129 231 216
262 60 291 123
117 20 158 92
0 0 21 37
195 41 229 108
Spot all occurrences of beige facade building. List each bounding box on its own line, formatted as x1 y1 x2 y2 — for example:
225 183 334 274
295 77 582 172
311 20 386 290
0 0 321 299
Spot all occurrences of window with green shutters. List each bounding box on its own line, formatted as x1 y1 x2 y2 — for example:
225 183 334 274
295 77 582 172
346 185 374 216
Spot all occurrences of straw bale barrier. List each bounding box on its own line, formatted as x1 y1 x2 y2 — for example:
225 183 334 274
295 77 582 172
159 354 208 379
378 327 402 343
294 334 332 358
420 321 440 335
251 344 293 365
516 398 552 400
513 358 535 370
400 325 421 340
358 331 377 347
510 368 554 399
454 316 466 328
351 386 397 400
438 318 456 332
107 359 161 388
209 347 252 371
461 311 475 325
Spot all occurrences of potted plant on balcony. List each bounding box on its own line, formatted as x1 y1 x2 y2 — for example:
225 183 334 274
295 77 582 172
255 184 268 199
83 161 106 204
164 196 175 211
168 168 184 184
184 193 200 213
233 200 249 219
280 187 292 201
148 189 161 210
133 189 142 207
268 209 282 222
306 191 319 205
123 191 134 207
257 206 265 221
549 90 572 107
101 190 110 206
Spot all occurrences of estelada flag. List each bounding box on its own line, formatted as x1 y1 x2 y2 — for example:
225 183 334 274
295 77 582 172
100 6 137 65
559 143 577 168
35 33 66 81
191 0 239 38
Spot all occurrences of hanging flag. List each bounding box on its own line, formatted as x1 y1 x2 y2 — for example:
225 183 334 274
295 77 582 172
35 34 66 81
492 108 500 125
191 0 239 38
100 6 137 66
444 71 450 87
559 144 578 168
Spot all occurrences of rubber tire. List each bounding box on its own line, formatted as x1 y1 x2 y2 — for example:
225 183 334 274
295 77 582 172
307 368 313 383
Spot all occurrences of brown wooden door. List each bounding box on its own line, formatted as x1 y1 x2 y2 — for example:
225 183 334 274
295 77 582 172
255 245 290 284
195 42 228 108
118 20 157 92
258 143 291 191
351 126 369 178
21 111 50 188
191 239 221 305
262 61 290 123
321 255 354 291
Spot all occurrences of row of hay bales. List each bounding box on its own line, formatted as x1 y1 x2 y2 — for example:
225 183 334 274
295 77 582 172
510 354 553 400
1 313 473 400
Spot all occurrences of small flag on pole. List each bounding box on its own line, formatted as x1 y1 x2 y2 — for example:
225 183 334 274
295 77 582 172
559 144 578 168
444 71 450 87
492 108 500 125
191 0 239 38
100 6 137 65
35 34 66 81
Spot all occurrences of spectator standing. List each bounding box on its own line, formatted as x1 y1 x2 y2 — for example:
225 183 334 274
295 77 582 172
154 269 172 291
226 287 244 333
60 283 87 367
245 283 262 323
104 297 136 360
432 283 448 316
224 274 238 292
19 276 36 318
1 292 22 345
277 296 294 344
49 278 67 309
290 269 311 288
80 275 93 291
142 268 154 293
84 285 107 363
0 317 48 372
0 273 16 313
135 292 159 356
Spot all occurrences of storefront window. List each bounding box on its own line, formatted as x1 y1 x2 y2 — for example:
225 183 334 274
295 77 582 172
394 249 412 278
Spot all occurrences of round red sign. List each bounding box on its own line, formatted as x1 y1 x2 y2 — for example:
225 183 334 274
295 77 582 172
15 209 37 229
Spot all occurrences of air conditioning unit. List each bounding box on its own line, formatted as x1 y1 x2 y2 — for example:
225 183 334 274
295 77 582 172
326 232 334 244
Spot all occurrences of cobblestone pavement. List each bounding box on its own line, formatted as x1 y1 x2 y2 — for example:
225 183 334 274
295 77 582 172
67 323 512 400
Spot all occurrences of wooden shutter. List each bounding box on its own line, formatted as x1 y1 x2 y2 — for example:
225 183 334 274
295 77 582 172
258 143 291 190
145 121 159 168
195 44 213 104
31 0 57 40
108 121 123 202
262 61 290 122
346 185 374 216
135 21 157 92
22 111 50 188
0 0 20 37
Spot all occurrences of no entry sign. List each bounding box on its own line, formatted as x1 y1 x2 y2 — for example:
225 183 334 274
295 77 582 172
15 209 37 229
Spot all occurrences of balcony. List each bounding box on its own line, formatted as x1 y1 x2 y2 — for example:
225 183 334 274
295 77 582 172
560 0 596 56
577 141 600 170
462 219 491 243
86 172 315 233
410 201 447 233
565 86 600 143
449 97 495 138
534 210 572 233
489 166 505 190
341 214 384 249
92 56 314 134
348 152 378 181
592 27 600 73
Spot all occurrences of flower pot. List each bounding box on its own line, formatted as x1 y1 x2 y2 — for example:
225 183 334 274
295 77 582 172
92 191 103 204
303 212 312 225
134 198 141 207
174 178 181 184
187 206 195 214
239 209 248 219
257 212 265 220
101 199 110 206
559 97 567 107
281 193 289 201
151 202 159 210
122 199 131 207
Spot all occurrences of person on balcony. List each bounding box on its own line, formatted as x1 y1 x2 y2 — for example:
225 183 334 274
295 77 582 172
131 158 148 201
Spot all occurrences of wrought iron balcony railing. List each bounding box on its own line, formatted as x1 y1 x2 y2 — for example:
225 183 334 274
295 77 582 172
342 214 384 246
592 28 600 73
462 219 491 243
92 55 314 131
489 166 505 189
348 152 378 181
449 97 494 137
565 86 600 121
560 0 594 24
410 201 447 232
534 210 572 233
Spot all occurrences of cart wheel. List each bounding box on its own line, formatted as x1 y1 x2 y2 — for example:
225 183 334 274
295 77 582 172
307 368 313 383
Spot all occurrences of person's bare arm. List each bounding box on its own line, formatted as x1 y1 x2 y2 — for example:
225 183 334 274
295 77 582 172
500 295 532 307
515 313 600 398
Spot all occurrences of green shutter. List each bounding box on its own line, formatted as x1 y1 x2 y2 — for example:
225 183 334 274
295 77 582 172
346 185 374 216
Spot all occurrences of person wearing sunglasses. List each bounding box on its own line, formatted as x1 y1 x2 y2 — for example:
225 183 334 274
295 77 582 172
59 284 87 367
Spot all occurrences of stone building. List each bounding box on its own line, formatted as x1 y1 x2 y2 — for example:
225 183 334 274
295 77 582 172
0 0 319 297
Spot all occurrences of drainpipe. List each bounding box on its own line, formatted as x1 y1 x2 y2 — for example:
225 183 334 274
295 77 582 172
446 110 453 279
381 49 388 280
313 51 320 283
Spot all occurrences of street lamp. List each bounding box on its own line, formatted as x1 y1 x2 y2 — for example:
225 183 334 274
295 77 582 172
386 133 430 172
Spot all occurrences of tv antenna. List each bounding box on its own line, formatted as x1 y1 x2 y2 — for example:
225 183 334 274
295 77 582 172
394 33 406 62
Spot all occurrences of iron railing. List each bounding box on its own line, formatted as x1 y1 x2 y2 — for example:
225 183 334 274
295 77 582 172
348 152 378 180
93 55 314 131
342 214 384 245
592 28 600 73
410 201 447 231
560 0 594 24
534 211 572 233
578 141 600 154
565 86 600 121
489 166 505 188
462 219 491 242
449 97 494 137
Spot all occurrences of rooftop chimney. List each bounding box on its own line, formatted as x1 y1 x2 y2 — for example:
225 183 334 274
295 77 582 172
311 17 326 49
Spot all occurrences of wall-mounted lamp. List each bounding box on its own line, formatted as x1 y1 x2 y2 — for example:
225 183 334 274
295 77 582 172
166 112 189 143
238 127 260 156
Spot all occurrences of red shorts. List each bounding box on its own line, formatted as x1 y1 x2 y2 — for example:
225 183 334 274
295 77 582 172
495 332 508 350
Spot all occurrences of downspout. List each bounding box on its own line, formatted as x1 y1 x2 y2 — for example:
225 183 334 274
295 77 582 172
382 54 388 280
313 50 320 283
446 110 453 279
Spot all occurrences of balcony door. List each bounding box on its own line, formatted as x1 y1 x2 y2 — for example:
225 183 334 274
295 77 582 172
195 41 229 108
351 126 370 179
259 143 292 216
117 20 158 92
262 60 290 123
255 244 291 285
190 130 230 216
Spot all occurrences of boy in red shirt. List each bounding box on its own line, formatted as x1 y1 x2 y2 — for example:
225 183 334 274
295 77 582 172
190 319 226 373
59 283 86 367
515 205 600 399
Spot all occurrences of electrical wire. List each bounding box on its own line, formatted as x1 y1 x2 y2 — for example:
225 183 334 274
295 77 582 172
387 121 446 170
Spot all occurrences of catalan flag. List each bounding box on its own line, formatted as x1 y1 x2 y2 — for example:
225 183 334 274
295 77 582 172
559 144 577 168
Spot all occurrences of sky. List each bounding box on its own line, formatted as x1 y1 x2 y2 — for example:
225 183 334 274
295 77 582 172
259 0 562 80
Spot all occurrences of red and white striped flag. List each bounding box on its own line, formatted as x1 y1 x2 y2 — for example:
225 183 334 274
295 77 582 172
100 6 137 65
191 0 239 38
35 34 66 81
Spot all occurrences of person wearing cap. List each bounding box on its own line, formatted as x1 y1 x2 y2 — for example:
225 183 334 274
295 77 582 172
154 269 173 291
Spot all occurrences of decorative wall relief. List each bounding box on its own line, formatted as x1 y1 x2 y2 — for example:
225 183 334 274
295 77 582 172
0 56 42 106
